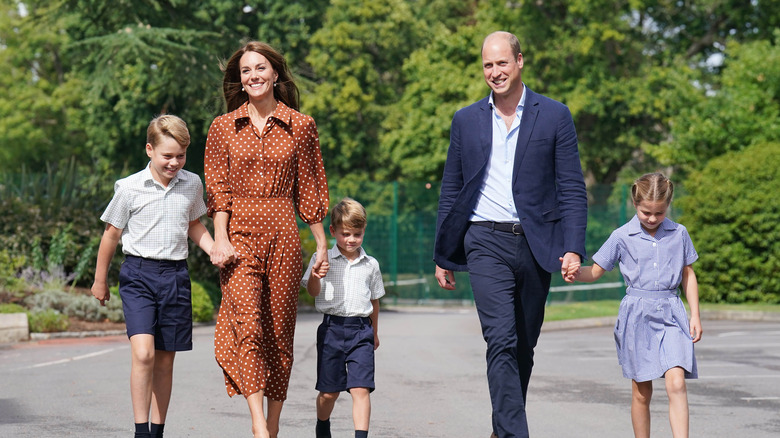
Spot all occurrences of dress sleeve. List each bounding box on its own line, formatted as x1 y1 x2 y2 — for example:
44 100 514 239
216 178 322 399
681 226 699 266
293 116 329 224
591 231 621 272
204 116 232 217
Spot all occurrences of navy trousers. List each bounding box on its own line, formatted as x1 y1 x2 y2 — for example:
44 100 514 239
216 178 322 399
464 224 552 438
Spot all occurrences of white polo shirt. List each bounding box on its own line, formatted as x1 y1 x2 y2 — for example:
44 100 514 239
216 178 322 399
302 246 385 317
101 164 207 260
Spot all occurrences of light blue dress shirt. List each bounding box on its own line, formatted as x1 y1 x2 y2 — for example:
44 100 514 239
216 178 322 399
470 84 526 222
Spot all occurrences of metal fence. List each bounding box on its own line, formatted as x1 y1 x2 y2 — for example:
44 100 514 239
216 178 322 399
318 181 634 304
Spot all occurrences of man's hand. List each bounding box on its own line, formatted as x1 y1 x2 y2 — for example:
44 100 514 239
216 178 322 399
559 252 581 283
435 265 456 290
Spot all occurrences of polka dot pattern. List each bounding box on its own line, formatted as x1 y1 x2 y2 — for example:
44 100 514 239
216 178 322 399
204 101 329 401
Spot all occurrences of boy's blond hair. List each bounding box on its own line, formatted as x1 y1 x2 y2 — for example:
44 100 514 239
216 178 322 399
147 114 191 148
330 197 367 230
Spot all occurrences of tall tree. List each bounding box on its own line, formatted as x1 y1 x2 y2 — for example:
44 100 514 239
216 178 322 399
305 0 427 182
0 0 86 172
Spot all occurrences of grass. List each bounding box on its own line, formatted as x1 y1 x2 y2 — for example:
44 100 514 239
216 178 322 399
544 300 620 321
544 300 780 322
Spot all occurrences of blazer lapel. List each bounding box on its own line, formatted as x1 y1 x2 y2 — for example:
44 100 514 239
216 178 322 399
513 89 538 186
478 98 493 164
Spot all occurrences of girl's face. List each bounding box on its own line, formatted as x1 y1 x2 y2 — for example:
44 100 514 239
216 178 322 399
239 51 278 103
635 199 669 235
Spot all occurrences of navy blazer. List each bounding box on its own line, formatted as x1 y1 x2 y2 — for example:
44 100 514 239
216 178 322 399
434 88 588 273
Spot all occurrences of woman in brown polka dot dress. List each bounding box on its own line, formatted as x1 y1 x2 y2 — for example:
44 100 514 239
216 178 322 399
205 41 330 438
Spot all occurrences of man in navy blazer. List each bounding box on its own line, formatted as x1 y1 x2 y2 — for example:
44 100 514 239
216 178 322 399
434 31 587 438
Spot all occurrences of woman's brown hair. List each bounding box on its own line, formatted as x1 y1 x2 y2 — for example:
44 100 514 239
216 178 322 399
221 41 299 112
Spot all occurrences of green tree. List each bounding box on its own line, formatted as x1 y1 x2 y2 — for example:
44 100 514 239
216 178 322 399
652 32 780 173
0 0 86 172
679 141 780 303
305 0 427 181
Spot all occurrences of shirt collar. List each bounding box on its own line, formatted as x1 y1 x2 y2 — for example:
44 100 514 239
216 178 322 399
627 215 677 237
488 83 526 114
142 162 180 189
328 245 367 262
230 100 294 127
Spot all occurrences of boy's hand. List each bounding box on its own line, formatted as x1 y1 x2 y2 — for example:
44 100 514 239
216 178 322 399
311 251 329 278
91 282 110 306
210 239 236 268
374 333 380 350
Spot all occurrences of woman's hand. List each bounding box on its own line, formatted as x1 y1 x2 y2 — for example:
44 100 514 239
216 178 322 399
311 249 329 278
210 236 236 268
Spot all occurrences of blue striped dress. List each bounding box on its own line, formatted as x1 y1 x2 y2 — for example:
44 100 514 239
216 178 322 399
592 216 698 382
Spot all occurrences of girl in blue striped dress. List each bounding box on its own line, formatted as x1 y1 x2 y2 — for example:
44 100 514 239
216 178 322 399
566 172 702 438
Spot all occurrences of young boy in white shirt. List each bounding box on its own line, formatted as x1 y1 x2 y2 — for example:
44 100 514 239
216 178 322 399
302 197 385 438
92 115 220 438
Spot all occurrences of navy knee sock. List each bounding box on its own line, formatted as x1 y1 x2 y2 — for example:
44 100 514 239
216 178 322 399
316 418 331 438
134 422 150 438
355 430 368 438
150 423 164 438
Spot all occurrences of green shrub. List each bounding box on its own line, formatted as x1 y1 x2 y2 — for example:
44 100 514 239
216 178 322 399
191 280 215 323
28 309 69 333
679 141 780 303
0 303 27 314
25 289 124 323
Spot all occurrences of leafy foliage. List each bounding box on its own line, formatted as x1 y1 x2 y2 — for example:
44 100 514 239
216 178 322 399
679 142 780 303
191 280 215 323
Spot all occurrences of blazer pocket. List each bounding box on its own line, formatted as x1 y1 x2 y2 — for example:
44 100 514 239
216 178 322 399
542 207 562 222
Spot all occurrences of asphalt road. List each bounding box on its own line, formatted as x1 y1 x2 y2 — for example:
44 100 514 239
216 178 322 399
1 309 779 437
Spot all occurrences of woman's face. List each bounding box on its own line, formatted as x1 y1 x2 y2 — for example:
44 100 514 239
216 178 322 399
239 51 278 103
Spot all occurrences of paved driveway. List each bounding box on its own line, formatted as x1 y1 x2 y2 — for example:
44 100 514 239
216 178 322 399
1 309 778 437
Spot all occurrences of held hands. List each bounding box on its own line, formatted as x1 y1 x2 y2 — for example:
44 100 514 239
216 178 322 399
311 250 330 279
210 238 236 268
559 253 581 283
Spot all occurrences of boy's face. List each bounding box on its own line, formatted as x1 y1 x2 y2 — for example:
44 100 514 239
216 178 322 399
329 224 364 259
146 136 187 187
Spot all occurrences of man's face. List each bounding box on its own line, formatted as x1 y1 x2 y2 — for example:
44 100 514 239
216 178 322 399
482 36 523 98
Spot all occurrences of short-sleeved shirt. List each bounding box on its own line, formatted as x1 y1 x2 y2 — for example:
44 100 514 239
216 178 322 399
101 165 207 260
302 246 385 317
592 216 698 291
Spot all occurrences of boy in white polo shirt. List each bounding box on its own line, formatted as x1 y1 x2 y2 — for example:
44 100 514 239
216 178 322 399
302 197 385 438
91 114 219 438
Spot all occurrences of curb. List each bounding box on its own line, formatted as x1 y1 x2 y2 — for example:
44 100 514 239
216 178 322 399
4 309 780 343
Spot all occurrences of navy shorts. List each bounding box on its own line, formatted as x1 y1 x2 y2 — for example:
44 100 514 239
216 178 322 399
118 255 193 351
316 314 376 393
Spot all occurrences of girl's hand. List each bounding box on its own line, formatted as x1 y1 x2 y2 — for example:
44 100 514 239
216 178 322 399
559 256 581 283
689 315 703 343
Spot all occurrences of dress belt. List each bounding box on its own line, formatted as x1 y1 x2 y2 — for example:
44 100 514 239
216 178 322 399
626 287 679 299
471 221 524 235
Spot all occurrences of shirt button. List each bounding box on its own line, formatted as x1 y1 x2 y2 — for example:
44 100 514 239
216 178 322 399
652 243 657 247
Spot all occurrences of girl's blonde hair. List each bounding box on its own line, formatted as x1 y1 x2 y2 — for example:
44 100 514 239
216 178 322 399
631 172 674 206
330 197 367 230
147 115 190 148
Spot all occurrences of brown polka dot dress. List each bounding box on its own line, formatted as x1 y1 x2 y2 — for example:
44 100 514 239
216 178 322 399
204 101 328 401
